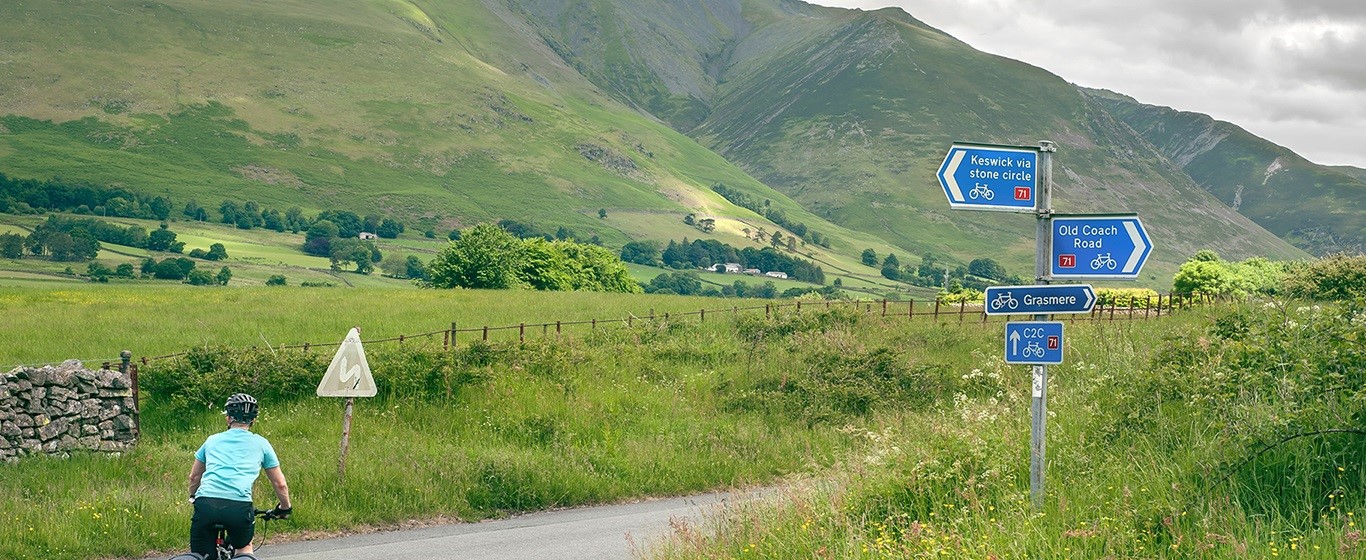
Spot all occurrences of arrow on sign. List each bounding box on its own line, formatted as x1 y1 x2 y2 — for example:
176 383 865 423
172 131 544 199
1009 329 1020 355
941 149 968 202
1122 221 1147 273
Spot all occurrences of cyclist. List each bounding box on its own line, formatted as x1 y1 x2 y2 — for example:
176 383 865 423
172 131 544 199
184 393 292 559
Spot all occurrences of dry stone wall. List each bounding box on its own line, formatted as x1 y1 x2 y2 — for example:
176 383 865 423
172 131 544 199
1 360 138 461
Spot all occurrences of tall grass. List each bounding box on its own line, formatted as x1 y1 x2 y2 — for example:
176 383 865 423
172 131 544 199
648 300 1366 559
2 304 1006 560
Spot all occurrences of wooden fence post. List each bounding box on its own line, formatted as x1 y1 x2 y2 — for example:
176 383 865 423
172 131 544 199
934 299 941 321
765 304 771 319
882 299 888 317
519 323 525 342
700 308 706 322
483 326 489 341
958 300 966 323
909 299 915 320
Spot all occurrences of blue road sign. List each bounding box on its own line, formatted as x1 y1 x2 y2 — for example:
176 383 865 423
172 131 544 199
936 144 1038 212
1005 321 1064 365
984 284 1096 316
1050 215 1152 279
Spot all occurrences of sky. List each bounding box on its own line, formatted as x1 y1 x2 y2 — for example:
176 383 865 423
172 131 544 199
814 0 1366 169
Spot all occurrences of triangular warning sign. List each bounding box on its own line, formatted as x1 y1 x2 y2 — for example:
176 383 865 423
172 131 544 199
317 328 377 397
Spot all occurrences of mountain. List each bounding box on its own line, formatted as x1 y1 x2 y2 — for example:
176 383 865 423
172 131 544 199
0 0 920 293
1332 166 1366 183
0 0 1313 290
508 1 1306 281
1085 89 1366 256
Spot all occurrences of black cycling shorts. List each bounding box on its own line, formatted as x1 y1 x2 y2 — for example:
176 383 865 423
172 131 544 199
190 497 255 556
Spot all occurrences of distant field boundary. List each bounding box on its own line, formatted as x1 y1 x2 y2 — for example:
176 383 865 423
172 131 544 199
52 292 1206 372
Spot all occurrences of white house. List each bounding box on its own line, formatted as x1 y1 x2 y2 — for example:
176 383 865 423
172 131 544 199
743 268 762 276
358 232 378 240
764 271 789 279
716 262 742 273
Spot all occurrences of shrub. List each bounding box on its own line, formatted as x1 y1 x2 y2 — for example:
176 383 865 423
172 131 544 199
1283 253 1366 300
265 275 287 286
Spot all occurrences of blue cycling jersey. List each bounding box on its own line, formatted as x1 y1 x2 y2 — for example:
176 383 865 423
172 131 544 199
194 427 280 502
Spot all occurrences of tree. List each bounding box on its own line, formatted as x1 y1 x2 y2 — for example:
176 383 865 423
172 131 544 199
115 263 135 278
363 214 382 235
381 252 410 277
0 233 23 259
861 248 878 266
882 253 899 268
698 218 716 233
183 199 207 221
404 255 427 281
186 269 216 285
377 219 403 239
207 243 228 261
153 258 194 280
216 266 232 286
266 275 287 286
770 230 784 248
1172 260 1232 296
881 264 902 281
426 223 525 289
284 207 306 233
968 257 1007 281
219 200 241 225
304 220 339 256
683 213 696 226
147 227 179 252
620 240 661 266
598 208 607 219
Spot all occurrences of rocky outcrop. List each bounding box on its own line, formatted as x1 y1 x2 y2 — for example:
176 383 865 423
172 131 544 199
1 360 138 461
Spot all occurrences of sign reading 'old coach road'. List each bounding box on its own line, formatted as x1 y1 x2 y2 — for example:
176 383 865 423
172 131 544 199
1050 215 1152 279
936 143 1038 212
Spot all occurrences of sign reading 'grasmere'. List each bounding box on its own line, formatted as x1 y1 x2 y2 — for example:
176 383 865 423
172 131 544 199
936 143 1037 212
984 284 1096 316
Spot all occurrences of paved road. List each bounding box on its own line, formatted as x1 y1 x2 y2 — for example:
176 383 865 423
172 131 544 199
254 491 739 560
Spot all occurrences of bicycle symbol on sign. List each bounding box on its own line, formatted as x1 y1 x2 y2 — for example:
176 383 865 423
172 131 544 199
968 183 994 201
1022 341 1045 358
1090 253 1118 270
990 292 1018 311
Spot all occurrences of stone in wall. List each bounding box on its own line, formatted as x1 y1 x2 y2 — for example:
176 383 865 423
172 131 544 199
1 360 138 461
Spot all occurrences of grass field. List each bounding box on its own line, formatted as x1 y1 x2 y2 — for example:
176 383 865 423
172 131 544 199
1 283 1360 560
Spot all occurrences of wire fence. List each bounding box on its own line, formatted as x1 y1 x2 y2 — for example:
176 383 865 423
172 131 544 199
77 291 1202 368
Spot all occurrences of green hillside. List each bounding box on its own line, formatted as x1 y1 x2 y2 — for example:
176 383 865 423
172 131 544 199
0 0 1316 292
0 0 909 288
511 1 1309 284
1086 88 1366 255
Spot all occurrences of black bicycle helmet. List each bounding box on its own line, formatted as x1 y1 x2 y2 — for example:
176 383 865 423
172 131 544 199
225 393 259 423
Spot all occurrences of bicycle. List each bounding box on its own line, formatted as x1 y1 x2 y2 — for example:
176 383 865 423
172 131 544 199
169 508 287 560
1090 253 1117 270
990 292 1018 311
1022 342 1045 358
968 182 994 201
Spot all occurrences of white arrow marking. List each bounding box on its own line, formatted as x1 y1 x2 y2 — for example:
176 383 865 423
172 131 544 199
943 149 966 202
1009 329 1021 354
1122 221 1147 273
1082 286 1095 310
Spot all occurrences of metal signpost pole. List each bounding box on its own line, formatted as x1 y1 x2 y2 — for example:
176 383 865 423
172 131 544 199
1031 140 1056 509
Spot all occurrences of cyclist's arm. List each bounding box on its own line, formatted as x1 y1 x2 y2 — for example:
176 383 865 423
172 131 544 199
188 459 206 499
265 466 291 509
